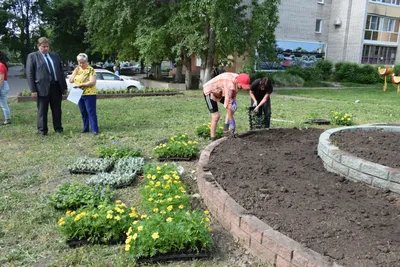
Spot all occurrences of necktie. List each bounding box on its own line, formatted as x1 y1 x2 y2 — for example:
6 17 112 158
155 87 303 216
45 54 56 81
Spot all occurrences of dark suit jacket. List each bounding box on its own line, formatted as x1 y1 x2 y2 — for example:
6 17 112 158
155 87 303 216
26 51 68 96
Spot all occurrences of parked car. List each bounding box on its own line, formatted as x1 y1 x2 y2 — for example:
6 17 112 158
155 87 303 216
119 62 138 75
102 63 115 72
66 69 145 91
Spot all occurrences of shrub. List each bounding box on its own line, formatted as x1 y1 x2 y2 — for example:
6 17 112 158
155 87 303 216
58 200 137 244
44 181 114 210
330 111 354 126
316 60 333 80
269 71 304 87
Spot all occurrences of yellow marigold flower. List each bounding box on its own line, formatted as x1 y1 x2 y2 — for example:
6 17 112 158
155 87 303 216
335 116 338 119
205 217 210 222
132 233 138 240
165 184 171 188
58 218 65 226
98 205 104 209
125 237 131 244
114 216 121 221
159 200 165 203
208 227 212 231
127 227 132 235
186 211 191 216
204 210 210 215
179 204 184 209
133 220 138 225
152 232 160 239
162 144 166 147
147 174 152 179
149 181 154 185
193 141 198 144
167 205 173 211
174 195 181 199
107 210 114 214
167 197 173 202
348 118 351 121
74 217 81 222
65 210 71 216
70 211 76 216
116 200 122 204
125 244 131 251
158 193 163 197
166 217 173 222
138 226 143 232
188 141 192 144
141 214 148 219
163 174 170 180
155 181 161 187
92 213 99 218
151 175 156 180
148 197 154 201
106 214 113 219
160 210 166 215
129 212 138 218
157 166 161 171
153 208 159 213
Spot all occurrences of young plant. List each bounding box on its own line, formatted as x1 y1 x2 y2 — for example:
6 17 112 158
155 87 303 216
58 200 138 244
195 123 223 139
68 157 114 173
97 142 142 159
331 111 354 126
153 134 199 159
87 172 137 188
114 157 145 174
44 181 114 210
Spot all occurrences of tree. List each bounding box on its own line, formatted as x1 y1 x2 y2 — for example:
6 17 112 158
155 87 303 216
1 0 45 65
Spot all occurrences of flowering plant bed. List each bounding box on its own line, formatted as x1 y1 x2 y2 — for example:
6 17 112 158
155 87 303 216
58 200 138 245
153 134 199 161
44 181 114 210
68 157 114 174
195 123 224 139
330 111 354 126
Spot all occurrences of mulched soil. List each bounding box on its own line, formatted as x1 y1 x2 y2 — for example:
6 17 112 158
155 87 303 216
207 128 400 267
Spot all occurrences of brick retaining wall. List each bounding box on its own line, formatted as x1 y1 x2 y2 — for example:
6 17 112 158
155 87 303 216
197 135 342 267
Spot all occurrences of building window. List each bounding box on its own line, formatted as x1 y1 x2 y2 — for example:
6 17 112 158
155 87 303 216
370 0 400 6
317 0 324 3
362 45 396 64
364 15 399 42
315 19 322 33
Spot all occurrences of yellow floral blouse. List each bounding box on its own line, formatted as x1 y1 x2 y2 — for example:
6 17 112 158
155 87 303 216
73 66 97 95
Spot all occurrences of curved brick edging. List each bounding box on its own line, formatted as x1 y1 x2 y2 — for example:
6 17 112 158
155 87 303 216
318 124 400 194
197 133 342 267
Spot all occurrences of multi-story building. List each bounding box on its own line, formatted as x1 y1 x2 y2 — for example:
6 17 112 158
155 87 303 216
258 0 400 70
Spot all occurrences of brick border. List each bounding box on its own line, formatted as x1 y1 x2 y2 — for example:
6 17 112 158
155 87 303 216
318 124 400 194
197 133 341 267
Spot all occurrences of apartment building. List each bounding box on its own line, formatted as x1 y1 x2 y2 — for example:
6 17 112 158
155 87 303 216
259 0 400 70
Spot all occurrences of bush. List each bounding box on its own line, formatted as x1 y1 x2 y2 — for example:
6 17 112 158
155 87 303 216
330 111 354 126
286 66 319 81
316 60 333 80
97 142 142 159
269 71 304 87
195 123 224 139
153 134 199 159
334 62 380 84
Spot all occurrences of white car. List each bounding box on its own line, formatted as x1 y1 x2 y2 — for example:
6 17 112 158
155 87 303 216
66 69 145 91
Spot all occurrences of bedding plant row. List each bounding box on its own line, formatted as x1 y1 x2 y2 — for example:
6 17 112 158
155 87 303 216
55 163 213 261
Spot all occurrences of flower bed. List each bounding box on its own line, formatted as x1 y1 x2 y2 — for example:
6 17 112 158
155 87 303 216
153 134 199 161
97 142 142 159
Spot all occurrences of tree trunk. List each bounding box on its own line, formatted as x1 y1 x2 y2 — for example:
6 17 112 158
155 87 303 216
199 21 216 90
183 54 192 89
151 63 162 80
175 63 183 83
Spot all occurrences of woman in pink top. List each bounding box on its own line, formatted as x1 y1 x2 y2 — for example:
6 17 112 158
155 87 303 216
0 51 11 125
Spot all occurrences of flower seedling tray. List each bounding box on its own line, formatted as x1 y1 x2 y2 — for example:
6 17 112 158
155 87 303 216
66 236 125 248
68 157 114 174
87 171 137 188
136 250 209 264
157 157 196 162
303 118 331 125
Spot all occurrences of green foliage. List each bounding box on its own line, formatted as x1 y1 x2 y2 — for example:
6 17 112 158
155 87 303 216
153 134 199 159
125 210 213 258
334 62 380 84
44 181 114 210
68 157 114 173
286 66 319 81
114 157 145 174
269 71 304 87
57 200 136 244
97 142 142 159
316 60 333 80
330 111 354 126
87 172 137 188
21 89 31 96
195 123 224 139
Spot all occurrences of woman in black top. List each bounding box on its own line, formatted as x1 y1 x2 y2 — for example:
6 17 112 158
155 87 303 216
249 77 273 128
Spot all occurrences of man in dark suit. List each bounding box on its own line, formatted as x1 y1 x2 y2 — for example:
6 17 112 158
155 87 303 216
26 37 68 136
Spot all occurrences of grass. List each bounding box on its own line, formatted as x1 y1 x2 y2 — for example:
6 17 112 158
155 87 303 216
0 86 398 266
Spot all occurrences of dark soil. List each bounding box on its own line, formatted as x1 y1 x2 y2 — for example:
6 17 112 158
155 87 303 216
207 128 400 267
332 129 400 169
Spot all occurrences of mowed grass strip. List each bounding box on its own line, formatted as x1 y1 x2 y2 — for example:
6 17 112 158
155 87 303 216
0 87 398 266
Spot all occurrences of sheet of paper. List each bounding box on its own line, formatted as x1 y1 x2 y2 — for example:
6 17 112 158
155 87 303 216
67 87 83 104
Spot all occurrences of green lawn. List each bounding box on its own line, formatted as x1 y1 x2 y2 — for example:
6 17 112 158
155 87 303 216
0 87 399 266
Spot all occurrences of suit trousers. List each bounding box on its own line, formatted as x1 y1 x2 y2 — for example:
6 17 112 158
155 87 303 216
37 82 63 134
78 95 99 134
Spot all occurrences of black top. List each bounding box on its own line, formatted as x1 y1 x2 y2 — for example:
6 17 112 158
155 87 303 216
250 78 273 102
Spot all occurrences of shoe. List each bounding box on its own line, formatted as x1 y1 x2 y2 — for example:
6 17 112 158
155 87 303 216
38 132 48 136
1 121 11 125
81 129 89 133
93 132 99 136
55 130 63 133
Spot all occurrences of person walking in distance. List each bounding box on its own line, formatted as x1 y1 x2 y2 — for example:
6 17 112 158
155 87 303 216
26 37 68 136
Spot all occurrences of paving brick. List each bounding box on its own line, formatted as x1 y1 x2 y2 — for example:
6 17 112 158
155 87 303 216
389 169 400 184
340 153 361 170
360 161 389 179
262 229 298 261
276 255 291 267
240 215 272 243
292 247 331 267
249 240 277 265
332 161 349 176
224 197 246 227
231 222 251 247
348 169 372 185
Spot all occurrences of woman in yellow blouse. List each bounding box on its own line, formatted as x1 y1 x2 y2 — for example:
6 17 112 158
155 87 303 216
68 53 99 135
